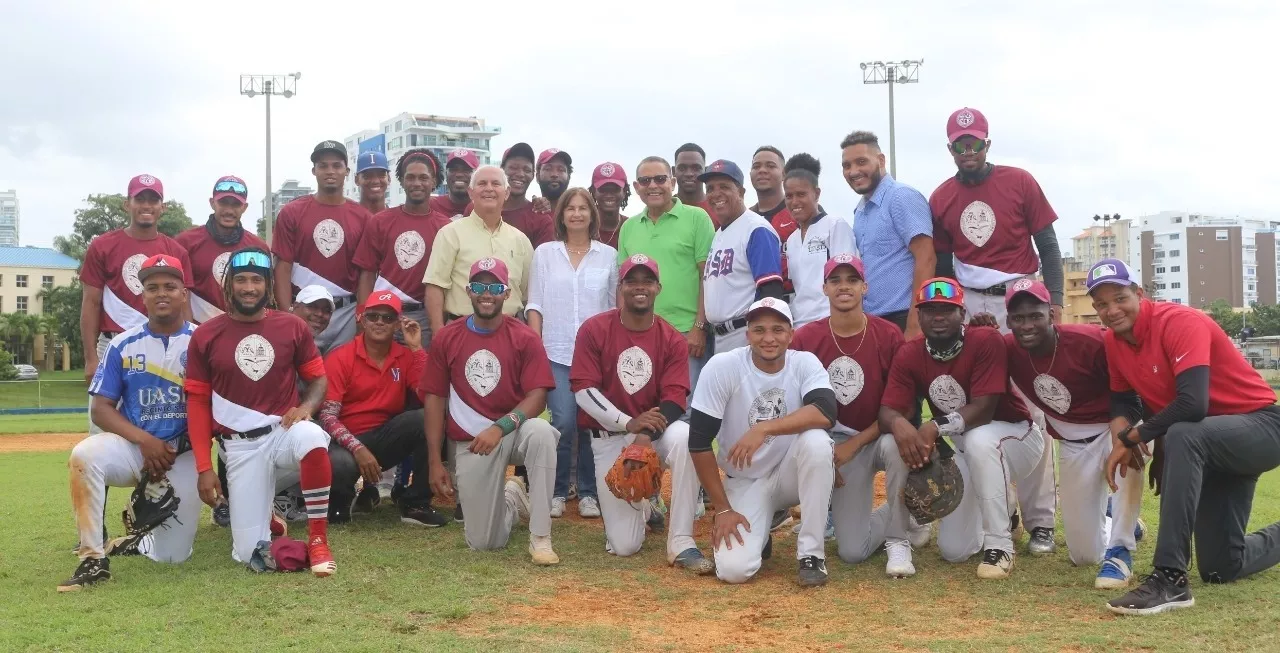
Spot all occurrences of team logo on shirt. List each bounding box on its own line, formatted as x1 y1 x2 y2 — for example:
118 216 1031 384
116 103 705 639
234 334 275 382
959 200 996 247
464 349 502 397
122 254 148 295
313 219 345 257
393 231 427 269
617 346 653 395
179 350 187 369
1033 373 1072 415
928 375 967 414
827 356 865 406
748 388 788 446
806 238 828 254
391 368 401 382
212 252 232 285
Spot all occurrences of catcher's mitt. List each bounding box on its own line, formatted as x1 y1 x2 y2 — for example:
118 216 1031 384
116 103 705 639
902 438 964 525
109 435 190 555
605 444 662 503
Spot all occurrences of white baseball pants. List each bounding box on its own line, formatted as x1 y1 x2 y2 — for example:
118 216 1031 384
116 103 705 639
88 334 112 435
713 327 748 354
451 418 558 551
1059 430 1144 564
831 433 912 563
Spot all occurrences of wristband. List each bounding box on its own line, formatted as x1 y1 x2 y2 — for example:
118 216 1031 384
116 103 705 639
494 409 528 437
933 412 966 437
1118 425 1139 448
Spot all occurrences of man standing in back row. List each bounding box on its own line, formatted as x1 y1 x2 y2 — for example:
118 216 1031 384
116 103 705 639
430 149 480 219
176 176 269 324
500 143 556 249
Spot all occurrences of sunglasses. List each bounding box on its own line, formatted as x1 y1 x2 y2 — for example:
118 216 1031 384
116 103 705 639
635 175 670 187
468 282 508 295
921 280 960 301
363 311 398 325
229 251 271 270
214 179 248 195
949 138 988 155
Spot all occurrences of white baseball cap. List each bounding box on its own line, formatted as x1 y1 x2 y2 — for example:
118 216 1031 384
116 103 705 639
745 297 793 325
295 285 335 310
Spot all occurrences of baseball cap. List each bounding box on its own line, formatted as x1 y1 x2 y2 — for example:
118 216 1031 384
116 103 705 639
537 148 572 168
501 142 536 166
363 290 402 314
270 537 309 572
823 253 866 281
127 174 164 200
295 285 335 310
592 162 628 190
697 159 745 187
746 297 793 325
311 140 348 163
212 175 248 204
228 248 272 277
469 257 510 285
1004 278 1051 308
947 107 989 142
446 148 480 170
620 253 660 281
136 254 184 283
356 151 389 174
1085 258 1137 294
916 277 966 308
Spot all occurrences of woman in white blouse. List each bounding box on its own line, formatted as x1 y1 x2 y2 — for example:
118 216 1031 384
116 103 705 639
526 187 618 519
784 153 857 327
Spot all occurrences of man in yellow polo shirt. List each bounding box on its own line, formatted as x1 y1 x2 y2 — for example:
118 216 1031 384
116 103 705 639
424 165 535 334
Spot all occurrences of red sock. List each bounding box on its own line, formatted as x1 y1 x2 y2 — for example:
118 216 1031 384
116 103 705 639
299 448 331 542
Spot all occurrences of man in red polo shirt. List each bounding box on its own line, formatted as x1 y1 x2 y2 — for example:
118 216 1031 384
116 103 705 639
589 162 629 250
500 143 555 249
1086 259 1280 616
430 149 479 219
176 176 269 324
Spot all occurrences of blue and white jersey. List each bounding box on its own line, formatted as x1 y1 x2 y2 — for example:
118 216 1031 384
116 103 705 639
702 209 782 326
89 322 196 441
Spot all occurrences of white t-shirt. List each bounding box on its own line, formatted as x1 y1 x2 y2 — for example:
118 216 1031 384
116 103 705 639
702 210 782 326
785 213 858 327
691 346 832 479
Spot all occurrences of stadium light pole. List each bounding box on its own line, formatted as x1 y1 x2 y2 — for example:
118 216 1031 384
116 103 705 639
240 73 301 244
859 60 922 179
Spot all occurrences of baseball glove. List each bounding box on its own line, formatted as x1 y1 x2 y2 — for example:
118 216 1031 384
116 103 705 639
605 444 662 503
107 435 190 556
903 438 964 525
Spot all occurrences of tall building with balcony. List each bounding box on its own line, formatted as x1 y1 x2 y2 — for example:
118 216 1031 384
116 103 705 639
0 190 19 247
1071 221 1130 266
263 180 315 221
1060 256 1100 325
343 113 501 207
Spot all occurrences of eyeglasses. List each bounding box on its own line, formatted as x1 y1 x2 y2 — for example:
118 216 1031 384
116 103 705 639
949 138 988 155
214 179 248 195
635 175 670 186
467 282 508 295
921 280 960 301
229 251 271 270
363 311 398 324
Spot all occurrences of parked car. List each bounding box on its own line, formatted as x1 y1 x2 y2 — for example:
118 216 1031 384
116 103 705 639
14 364 38 381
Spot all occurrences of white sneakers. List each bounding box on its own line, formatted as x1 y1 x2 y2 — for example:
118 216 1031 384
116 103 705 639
550 497 566 518
907 517 932 549
529 534 560 566
504 478 531 531
885 539 916 578
578 496 601 518
977 548 1014 579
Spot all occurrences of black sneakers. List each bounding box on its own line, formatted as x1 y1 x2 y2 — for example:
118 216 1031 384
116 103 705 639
762 535 773 561
401 506 450 528
354 485 381 513
1107 568 1195 615
58 557 110 592
797 556 829 587
212 499 231 528
453 503 465 523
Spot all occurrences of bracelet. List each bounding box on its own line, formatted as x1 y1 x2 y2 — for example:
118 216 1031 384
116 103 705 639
714 508 733 519
494 409 528 437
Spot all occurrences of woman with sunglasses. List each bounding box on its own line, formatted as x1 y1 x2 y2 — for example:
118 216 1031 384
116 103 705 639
526 187 619 519
782 153 856 328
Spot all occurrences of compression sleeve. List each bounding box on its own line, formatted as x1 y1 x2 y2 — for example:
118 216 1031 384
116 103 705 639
1110 390 1144 425
574 388 632 432
1033 226 1064 306
1134 366 1209 443
317 399 363 454
756 279 786 301
186 385 214 474
803 387 838 427
688 409 722 453
935 252 956 280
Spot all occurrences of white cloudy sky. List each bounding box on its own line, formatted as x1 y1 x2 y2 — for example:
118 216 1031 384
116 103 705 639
2 0 1277 253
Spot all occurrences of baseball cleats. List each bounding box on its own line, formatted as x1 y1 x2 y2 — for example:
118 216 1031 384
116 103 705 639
976 548 1014 579
1107 568 1194 615
907 517 932 549
885 539 916 578
104 533 145 557
578 496 601 518
401 506 449 528
58 557 110 592
505 478 531 529
762 535 774 561
770 509 793 532
671 547 715 575
646 497 666 533
307 536 336 577
550 497 566 518
353 485 381 513
529 534 559 566
1027 527 1056 555
212 498 231 528
797 556 829 587
1095 546 1135 589
453 503 465 523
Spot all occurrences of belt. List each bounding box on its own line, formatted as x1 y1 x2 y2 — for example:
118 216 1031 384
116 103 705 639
583 428 626 439
968 283 1009 297
218 425 273 442
712 317 748 336
1064 433 1102 445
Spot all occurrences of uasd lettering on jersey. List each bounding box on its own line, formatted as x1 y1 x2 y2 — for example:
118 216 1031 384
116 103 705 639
137 385 185 407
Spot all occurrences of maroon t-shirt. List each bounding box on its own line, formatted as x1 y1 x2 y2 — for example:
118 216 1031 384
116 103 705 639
791 315 903 433
80 230 194 334
174 225 269 322
929 166 1057 278
420 316 556 441
570 309 690 430
597 217 626 251
1005 324 1111 441
186 310 323 435
351 206 450 303
883 326 1030 424
429 194 470 219
502 204 556 249
271 195 370 296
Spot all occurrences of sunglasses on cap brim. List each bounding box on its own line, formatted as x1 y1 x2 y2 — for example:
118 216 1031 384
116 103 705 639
920 280 960 301
229 251 271 271
214 180 248 195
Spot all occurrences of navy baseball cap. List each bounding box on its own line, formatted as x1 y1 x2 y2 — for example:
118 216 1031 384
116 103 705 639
356 151 389 174
697 159 745 187
1086 258 1137 294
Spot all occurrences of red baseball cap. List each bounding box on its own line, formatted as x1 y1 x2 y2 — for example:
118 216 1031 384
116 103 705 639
823 253 865 281
446 148 480 170
916 277 966 308
1004 278 1051 308
364 291 403 314
538 148 572 168
212 175 248 204
128 174 164 200
620 253 659 281
136 254 184 283
469 257 510 285
947 107 989 142
592 162 628 190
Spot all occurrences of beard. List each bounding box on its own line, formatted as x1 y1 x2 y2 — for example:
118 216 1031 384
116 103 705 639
854 168 884 196
231 293 270 315
538 180 566 202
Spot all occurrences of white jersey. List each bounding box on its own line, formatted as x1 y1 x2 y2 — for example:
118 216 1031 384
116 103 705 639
702 210 782 326
786 214 858 327
691 347 832 479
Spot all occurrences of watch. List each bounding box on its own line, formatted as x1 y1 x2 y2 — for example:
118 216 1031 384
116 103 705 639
693 320 707 331
1118 425 1139 447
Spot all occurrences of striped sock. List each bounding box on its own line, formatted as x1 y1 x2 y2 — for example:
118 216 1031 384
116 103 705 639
299 448 332 541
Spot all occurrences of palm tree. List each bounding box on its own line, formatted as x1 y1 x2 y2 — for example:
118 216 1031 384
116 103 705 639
0 312 40 365
37 313 61 371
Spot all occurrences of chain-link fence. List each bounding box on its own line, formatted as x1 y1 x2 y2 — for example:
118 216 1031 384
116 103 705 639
0 380 87 410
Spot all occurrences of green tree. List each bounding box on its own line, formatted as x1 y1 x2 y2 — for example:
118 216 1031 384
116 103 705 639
0 345 16 381
256 216 268 240
37 283 85 369
1206 299 1241 339
0 312 41 364
1245 303 1280 338
53 194 193 262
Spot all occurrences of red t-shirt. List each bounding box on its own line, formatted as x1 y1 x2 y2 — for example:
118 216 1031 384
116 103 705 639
791 315 903 433
929 166 1057 276
597 217 626 251
687 198 717 226
428 194 470 219
502 204 556 250
323 335 426 434
271 195 370 295
1105 299 1275 416
883 326 1030 424
351 206 450 303
79 230 195 334
1005 324 1111 441
569 310 690 430
186 310 324 435
173 225 269 322
420 316 556 441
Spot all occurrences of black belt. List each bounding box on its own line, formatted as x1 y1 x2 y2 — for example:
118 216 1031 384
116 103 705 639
218 425 273 442
584 428 626 439
712 317 748 336
1064 433 1102 445
968 283 1008 297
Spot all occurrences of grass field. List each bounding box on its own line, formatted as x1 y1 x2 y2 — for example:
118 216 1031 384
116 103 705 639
0 369 87 410
0 413 88 434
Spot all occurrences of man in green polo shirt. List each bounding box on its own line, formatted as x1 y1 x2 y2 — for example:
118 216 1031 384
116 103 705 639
617 155 716 389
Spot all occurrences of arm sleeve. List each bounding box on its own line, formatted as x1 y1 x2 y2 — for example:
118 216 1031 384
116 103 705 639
659 400 684 427
688 409 722 453
803 387 838 427
423 227 459 287
1032 226 1064 305
756 279 786 301
317 399 363 453
87 340 124 401
524 246 547 315
1110 390 1144 424
693 213 715 264
1135 366 1210 442
881 341 919 414
968 330 1010 398
188 391 215 473
745 228 783 286
574 388 631 431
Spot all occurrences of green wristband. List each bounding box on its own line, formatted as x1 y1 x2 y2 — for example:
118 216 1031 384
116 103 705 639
494 409 528 437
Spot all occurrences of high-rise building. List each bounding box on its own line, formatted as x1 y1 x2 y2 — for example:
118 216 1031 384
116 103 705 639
343 113 502 207
262 180 314 221
0 190 19 247
1070 221 1130 266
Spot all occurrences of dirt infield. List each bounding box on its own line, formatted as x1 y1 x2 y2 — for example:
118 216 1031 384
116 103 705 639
0 433 85 453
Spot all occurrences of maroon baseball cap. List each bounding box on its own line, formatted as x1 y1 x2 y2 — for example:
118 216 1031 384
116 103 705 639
620 253 659 281
136 254 184 283
501 142 535 166
446 148 480 170
469 257 510 285
538 148 572 168
1004 278 1051 308
364 290 403 314
947 107 989 142
212 175 248 204
592 162 628 190
127 174 164 200
823 253 865 281
270 537 309 572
